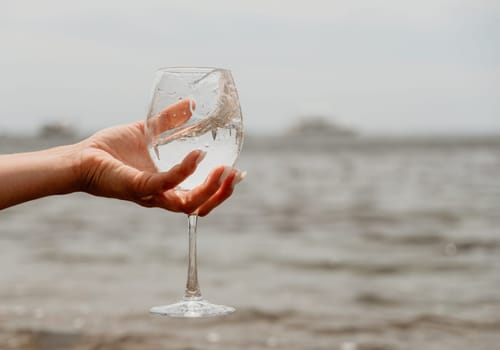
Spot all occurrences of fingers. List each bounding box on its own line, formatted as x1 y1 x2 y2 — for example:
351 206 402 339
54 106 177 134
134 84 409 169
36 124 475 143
154 165 226 213
150 99 195 135
157 149 205 191
133 149 205 197
196 168 246 216
178 166 229 214
152 166 246 215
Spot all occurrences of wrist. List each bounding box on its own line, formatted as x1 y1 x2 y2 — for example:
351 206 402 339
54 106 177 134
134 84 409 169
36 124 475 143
64 141 88 194
0 141 87 209
36 142 87 196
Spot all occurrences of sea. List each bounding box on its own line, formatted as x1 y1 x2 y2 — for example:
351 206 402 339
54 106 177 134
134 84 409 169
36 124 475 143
1 133 500 350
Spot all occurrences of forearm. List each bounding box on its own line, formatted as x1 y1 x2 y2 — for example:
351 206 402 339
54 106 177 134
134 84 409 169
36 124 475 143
0 143 82 209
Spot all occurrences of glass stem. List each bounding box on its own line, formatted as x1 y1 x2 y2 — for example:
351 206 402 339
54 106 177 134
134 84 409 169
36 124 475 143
184 214 202 300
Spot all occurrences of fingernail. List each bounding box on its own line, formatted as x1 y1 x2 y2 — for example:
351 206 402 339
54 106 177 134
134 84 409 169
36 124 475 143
218 166 232 185
231 170 247 188
195 150 207 166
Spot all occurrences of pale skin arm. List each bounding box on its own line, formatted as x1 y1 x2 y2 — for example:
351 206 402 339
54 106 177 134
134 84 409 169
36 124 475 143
0 143 83 209
0 101 245 213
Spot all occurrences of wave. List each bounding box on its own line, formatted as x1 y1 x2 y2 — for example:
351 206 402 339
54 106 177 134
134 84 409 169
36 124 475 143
312 314 500 335
274 258 482 275
35 251 129 264
363 232 500 252
0 328 148 350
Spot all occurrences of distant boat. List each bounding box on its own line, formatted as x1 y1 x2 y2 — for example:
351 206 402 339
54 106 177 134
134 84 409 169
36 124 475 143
287 116 357 138
38 122 77 138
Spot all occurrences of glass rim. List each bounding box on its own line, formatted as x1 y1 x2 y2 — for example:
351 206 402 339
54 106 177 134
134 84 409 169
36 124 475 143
156 66 231 74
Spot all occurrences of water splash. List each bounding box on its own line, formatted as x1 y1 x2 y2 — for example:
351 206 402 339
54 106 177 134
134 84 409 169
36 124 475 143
154 75 240 151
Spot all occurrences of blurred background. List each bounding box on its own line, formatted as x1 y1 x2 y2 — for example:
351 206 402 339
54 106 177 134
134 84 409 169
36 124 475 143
1 0 499 135
1 1 500 349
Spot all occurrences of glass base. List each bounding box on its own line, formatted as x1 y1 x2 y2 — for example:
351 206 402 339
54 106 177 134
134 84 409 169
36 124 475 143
150 298 235 318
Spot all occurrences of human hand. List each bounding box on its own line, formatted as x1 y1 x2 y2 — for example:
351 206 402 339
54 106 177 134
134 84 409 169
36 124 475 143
77 100 245 216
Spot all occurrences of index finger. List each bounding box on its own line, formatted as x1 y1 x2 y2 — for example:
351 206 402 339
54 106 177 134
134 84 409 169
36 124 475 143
149 99 196 135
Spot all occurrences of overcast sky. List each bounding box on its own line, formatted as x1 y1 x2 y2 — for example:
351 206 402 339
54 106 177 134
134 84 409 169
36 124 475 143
1 0 499 135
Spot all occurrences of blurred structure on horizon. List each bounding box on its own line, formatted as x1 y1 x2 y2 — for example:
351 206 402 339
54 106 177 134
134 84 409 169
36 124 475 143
38 121 77 139
286 116 358 138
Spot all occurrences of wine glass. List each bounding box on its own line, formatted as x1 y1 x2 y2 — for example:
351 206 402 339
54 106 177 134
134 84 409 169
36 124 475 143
145 67 243 317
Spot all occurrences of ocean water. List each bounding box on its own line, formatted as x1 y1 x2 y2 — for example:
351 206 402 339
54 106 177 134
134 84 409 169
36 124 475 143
1 134 500 350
